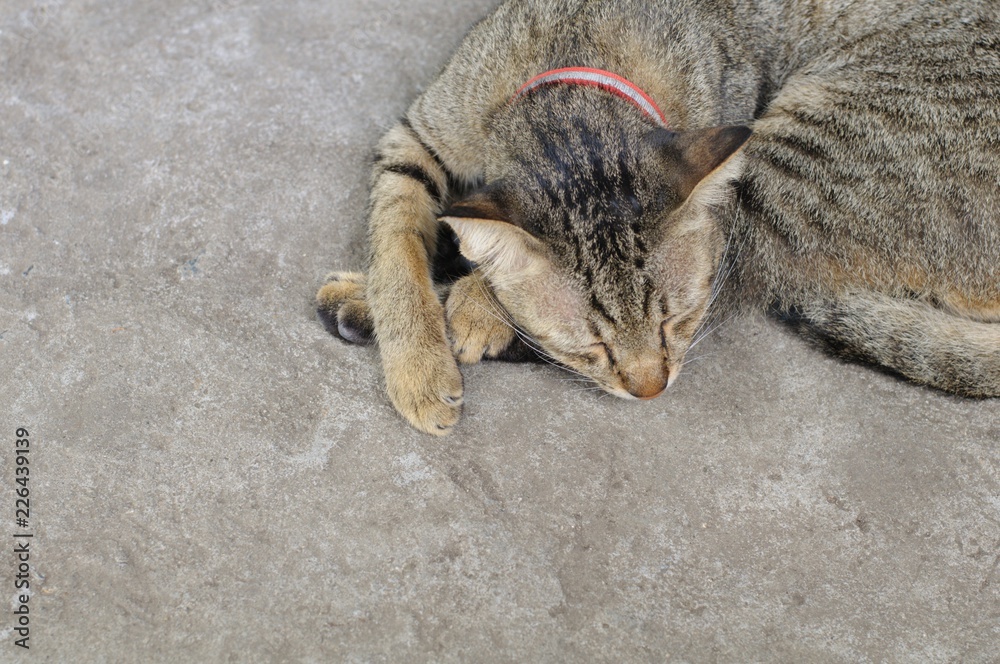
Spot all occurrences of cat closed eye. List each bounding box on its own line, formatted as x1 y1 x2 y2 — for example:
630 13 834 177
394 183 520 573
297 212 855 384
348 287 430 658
660 316 685 348
589 342 612 362
663 314 704 345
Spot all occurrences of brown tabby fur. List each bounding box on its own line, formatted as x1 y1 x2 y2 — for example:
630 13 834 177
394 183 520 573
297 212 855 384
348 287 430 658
317 0 1000 434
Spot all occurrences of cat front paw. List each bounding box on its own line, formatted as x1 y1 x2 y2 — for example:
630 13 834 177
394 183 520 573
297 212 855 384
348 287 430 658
383 343 464 435
316 272 374 344
445 275 517 364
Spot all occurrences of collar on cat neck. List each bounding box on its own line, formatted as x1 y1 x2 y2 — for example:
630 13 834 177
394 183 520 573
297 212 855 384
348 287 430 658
511 67 667 127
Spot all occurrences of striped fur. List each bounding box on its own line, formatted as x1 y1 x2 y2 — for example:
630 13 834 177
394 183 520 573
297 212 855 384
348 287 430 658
318 0 1000 434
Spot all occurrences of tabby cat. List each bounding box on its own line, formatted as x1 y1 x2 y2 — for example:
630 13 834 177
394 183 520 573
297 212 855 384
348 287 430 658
317 0 1000 435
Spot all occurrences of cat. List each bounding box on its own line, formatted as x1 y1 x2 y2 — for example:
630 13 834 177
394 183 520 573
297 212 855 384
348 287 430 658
317 0 1000 435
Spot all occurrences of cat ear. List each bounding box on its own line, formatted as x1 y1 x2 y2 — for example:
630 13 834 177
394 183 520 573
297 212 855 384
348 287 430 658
650 125 751 203
440 188 545 281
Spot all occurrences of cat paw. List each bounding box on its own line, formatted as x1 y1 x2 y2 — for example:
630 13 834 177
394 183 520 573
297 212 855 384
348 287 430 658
384 344 464 435
446 276 517 364
316 272 374 344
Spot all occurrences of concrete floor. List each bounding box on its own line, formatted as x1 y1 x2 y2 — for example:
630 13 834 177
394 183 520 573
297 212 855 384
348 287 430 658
2 0 998 661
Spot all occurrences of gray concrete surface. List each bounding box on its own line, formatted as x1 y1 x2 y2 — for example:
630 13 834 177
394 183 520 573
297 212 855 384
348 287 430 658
1 0 998 661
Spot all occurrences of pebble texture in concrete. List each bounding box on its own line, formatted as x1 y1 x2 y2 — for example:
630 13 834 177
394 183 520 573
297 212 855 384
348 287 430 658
1 0 998 661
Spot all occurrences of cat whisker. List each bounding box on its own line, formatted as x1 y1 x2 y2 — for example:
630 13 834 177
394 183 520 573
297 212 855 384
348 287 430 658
455 274 594 381
514 331 594 380
701 215 750 329
466 273 596 377
682 352 717 367
689 312 738 352
692 280 744 350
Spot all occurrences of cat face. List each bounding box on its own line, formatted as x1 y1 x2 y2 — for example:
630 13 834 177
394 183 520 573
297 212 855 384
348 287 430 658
445 200 725 398
443 125 749 399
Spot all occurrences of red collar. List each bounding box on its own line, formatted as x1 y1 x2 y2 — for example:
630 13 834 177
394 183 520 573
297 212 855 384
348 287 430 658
511 67 667 127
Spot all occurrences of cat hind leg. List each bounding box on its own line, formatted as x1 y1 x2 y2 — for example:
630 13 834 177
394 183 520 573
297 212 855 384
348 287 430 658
782 291 1000 398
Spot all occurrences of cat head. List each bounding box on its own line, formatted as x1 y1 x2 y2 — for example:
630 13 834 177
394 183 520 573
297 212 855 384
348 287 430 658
442 122 750 399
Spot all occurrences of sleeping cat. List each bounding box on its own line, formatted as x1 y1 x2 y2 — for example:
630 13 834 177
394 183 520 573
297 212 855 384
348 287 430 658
317 0 1000 435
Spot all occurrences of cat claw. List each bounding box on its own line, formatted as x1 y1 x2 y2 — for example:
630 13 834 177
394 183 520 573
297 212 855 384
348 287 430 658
383 344 465 436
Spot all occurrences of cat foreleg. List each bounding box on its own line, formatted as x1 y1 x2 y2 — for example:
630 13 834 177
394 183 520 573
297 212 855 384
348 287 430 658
317 267 529 367
445 271 523 364
783 291 1000 398
364 122 465 435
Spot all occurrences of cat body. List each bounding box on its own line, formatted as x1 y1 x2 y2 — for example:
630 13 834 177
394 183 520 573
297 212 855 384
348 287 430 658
318 0 1000 434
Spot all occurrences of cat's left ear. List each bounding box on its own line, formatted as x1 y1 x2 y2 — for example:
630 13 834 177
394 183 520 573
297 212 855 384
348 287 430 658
440 185 546 282
649 125 752 205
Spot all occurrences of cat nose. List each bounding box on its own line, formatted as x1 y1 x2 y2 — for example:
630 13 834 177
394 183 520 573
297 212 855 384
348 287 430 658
633 386 665 400
625 375 668 400
620 354 670 399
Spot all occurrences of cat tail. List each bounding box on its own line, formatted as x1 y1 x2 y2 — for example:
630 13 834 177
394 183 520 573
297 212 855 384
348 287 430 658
781 291 1000 398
